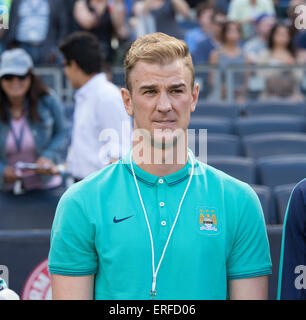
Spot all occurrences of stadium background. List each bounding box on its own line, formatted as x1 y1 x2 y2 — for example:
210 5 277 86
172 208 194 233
0 0 305 299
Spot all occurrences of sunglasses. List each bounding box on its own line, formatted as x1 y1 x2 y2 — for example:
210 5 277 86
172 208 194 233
1 74 29 81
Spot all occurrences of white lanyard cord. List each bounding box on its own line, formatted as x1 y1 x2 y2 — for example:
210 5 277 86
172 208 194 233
129 151 194 297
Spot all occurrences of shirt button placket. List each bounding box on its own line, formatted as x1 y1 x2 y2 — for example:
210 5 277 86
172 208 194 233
157 178 168 240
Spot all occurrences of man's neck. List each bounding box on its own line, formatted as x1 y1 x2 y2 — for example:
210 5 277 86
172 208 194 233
139 161 187 177
132 145 189 177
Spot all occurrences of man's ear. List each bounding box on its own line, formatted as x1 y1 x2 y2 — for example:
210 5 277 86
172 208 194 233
69 60 79 71
121 88 134 116
191 83 200 113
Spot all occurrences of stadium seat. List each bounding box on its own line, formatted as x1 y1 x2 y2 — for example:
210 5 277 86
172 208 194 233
235 115 306 136
207 134 242 156
245 101 306 117
189 133 242 157
208 156 256 184
194 103 240 119
273 183 296 224
251 184 273 225
195 69 211 100
256 155 306 188
242 133 306 158
189 116 234 134
207 133 241 156
0 188 64 230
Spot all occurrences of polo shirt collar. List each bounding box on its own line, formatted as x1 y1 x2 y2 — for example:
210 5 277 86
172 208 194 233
123 149 197 186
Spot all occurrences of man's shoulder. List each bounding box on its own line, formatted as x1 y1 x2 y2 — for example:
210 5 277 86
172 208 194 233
96 75 121 95
185 27 205 41
197 159 255 195
92 77 123 107
291 178 306 206
294 178 306 191
81 74 121 99
64 160 127 197
196 160 262 223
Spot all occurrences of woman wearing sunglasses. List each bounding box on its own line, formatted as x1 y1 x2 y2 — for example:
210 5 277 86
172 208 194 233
0 48 68 194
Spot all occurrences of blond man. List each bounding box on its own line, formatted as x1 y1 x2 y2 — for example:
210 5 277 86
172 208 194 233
48 33 271 300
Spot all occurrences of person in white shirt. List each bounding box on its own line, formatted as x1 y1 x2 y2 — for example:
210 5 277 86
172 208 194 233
59 31 132 180
227 0 276 40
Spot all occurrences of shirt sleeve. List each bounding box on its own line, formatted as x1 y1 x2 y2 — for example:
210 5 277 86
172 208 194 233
227 184 272 279
48 184 98 276
278 179 306 300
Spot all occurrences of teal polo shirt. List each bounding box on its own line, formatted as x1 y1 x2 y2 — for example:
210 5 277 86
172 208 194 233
48 150 272 300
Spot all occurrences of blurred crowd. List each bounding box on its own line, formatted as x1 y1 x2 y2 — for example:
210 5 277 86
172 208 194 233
1 3 305 301
0 0 306 194
0 0 305 104
0 0 305 67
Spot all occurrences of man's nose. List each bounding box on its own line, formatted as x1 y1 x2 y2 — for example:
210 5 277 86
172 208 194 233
156 91 172 112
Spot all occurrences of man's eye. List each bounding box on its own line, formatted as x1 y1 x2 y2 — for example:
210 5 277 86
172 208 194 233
171 89 183 94
144 90 156 94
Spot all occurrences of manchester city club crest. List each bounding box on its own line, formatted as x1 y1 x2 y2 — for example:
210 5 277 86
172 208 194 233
196 206 219 235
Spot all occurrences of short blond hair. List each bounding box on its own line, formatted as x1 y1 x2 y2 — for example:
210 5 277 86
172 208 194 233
124 32 194 92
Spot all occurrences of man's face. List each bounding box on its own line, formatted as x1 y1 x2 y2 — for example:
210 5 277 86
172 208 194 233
121 59 199 148
63 60 80 89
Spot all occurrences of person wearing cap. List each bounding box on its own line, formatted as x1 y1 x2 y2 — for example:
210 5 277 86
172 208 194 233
243 14 276 63
48 32 271 300
0 48 68 192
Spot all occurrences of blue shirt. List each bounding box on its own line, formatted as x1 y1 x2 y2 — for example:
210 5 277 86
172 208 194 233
278 179 306 300
192 36 218 65
184 27 208 54
49 150 272 300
